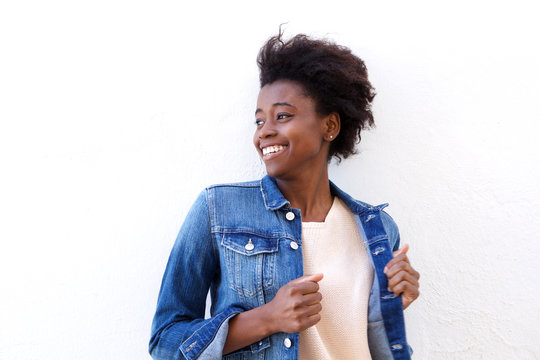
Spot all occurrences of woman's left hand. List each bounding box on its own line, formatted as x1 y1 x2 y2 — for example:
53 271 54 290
384 244 420 310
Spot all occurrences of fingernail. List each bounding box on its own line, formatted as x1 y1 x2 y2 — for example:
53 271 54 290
383 267 388 274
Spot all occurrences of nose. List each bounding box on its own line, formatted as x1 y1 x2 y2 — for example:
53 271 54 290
257 121 277 139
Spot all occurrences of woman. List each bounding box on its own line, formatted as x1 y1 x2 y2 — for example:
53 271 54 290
149 32 420 360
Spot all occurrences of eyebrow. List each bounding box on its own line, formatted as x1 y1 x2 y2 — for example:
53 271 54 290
255 102 297 115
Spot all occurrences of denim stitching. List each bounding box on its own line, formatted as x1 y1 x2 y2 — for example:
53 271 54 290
221 240 277 298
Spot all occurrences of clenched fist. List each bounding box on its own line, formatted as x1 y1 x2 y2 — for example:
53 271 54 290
265 273 324 333
384 244 420 309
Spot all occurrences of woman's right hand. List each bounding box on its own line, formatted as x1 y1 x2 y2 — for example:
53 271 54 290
264 273 324 333
223 273 323 354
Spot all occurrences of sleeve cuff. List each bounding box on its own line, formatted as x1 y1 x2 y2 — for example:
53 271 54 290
180 305 245 360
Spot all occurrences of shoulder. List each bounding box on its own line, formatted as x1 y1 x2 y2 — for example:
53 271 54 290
188 181 263 221
202 179 267 217
336 187 401 250
378 209 400 251
206 179 261 191
204 179 262 200
379 209 399 234
349 197 400 247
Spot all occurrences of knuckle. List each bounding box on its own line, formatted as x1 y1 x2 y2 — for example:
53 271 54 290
287 286 297 296
402 282 411 291
389 271 403 283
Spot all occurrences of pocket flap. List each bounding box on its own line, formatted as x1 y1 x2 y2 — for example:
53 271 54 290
221 233 279 255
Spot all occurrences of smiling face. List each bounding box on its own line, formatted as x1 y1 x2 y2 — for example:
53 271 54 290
253 79 335 181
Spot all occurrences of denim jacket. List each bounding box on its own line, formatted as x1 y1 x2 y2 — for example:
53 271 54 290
149 175 411 360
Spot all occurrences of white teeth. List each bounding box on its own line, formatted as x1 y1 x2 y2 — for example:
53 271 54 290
262 145 286 156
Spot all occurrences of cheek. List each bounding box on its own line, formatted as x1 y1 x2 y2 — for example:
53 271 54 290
252 132 260 153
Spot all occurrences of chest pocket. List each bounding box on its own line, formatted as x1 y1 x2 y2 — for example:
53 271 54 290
221 233 279 300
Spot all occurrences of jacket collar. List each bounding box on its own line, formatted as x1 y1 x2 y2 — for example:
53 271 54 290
260 175 375 214
260 175 290 210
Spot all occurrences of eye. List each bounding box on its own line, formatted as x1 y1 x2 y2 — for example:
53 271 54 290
277 113 292 120
255 119 264 126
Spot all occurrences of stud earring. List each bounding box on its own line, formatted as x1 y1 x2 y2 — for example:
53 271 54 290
329 135 333 139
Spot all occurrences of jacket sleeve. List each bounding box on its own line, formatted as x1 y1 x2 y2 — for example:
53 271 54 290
149 190 245 360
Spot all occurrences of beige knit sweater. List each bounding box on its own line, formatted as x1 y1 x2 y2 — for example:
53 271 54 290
299 197 373 360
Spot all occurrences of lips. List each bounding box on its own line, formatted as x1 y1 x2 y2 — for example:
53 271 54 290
262 144 287 157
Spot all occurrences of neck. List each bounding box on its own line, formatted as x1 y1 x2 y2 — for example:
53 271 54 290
275 165 333 222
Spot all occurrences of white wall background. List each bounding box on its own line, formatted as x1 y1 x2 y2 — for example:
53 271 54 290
1 1 539 359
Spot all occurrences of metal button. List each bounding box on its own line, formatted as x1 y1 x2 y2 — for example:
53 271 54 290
244 239 254 251
285 211 295 221
372 246 385 255
290 241 298 250
365 214 376 222
258 341 263 346
283 337 292 348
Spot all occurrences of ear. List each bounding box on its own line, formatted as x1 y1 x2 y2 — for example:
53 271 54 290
323 112 340 142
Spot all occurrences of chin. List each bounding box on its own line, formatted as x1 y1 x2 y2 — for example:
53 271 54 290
264 166 295 181
264 165 284 179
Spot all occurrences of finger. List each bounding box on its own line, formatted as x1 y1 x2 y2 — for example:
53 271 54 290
290 280 320 295
390 280 419 298
291 273 324 284
402 290 419 310
384 254 411 273
385 260 413 278
303 313 321 329
387 271 420 290
384 249 411 273
302 273 324 283
302 292 323 306
393 243 409 257
303 302 323 317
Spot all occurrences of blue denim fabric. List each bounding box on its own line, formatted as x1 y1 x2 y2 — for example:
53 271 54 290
149 175 411 360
